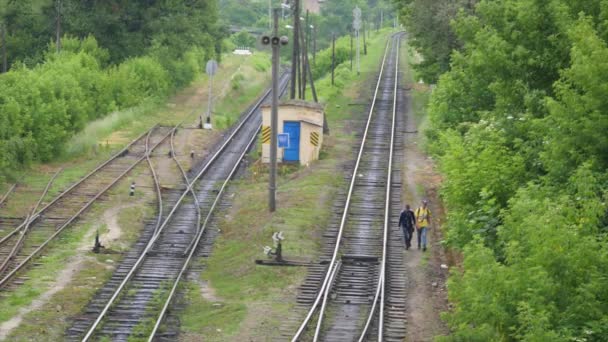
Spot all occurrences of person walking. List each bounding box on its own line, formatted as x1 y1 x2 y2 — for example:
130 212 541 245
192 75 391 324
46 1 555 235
415 199 431 251
399 204 416 250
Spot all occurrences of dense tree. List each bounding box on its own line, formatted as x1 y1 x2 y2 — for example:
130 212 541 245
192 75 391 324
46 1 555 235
0 1 221 181
398 0 608 339
393 0 475 83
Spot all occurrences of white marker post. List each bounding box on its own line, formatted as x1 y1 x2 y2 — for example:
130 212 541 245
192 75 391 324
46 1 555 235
204 59 218 130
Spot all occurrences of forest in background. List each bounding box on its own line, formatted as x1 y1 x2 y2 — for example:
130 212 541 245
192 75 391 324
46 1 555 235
395 0 608 340
220 0 396 51
0 0 221 181
0 0 399 181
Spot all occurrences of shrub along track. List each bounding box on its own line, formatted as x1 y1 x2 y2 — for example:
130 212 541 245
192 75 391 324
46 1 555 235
67 72 290 342
284 32 407 342
0 126 174 294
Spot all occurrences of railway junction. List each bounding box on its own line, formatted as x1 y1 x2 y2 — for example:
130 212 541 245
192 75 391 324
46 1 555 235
0 30 448 341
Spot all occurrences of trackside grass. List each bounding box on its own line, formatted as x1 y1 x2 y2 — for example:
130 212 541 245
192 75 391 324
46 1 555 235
177 29 395 341
0 52 271 340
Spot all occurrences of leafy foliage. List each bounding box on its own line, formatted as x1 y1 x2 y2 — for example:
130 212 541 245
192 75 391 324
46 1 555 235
0 35 211 180
0 0 220 181
399 0 608 339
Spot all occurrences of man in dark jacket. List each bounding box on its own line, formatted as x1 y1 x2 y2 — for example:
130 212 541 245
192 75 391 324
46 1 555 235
399 204 416 250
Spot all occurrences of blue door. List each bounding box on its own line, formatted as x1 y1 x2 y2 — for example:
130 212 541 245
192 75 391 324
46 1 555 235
283 121 300 162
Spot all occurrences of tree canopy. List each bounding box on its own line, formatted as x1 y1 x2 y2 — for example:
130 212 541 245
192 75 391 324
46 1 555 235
0 0 221 181
398 0 608 340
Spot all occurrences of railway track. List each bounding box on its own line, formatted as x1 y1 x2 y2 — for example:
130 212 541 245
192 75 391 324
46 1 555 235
0 125 174 292
0 184 35 241
0 184 16 209
0 170 61 276
68 72 290 341
286 33 407 342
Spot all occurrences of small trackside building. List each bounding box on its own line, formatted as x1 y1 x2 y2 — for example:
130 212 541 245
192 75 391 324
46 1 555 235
260 100 324 166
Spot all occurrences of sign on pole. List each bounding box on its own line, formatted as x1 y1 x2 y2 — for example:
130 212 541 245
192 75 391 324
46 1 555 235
204 59 218 129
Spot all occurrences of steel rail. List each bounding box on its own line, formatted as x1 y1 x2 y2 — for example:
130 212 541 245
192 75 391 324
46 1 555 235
147 123 262 342
291 37 393 342
0 184 16 208
313 260 342 341
172 128 202 256
81 72 290 342
149 73 291 340
358 33 402 342
0 127 157 248
145 129 165 236
0 169 62 275
0 127 175 289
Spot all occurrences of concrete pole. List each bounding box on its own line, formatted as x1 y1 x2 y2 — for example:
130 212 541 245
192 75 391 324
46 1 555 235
356 29 360 75
312 24 316 65
1 23 6 73
206 73 213 125
56 0 62 53
290 0 300 99
350 31 353 71
269 9 280 212
363 20 367 55
331 33 335 86
302 11 309 100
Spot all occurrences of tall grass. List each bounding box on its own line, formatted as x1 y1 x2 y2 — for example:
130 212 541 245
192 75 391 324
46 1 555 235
62 100 159 158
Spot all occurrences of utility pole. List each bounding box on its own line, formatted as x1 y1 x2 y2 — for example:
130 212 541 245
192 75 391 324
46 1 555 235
356 29 360 75
270 9 279 212
301 10 309 100
350 31 353 71
1 22 6 73
363 20 367 55
204 60 218 129
268 0 272 29
296 10 302 99
312 23 316 65
331 33 335 86
261 9 288 212
55 0 62 53
353 6 361 76
298 23 327 134
290 0 300 99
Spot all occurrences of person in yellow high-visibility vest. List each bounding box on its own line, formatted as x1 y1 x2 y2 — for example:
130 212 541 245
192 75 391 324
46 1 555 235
415 199 431 251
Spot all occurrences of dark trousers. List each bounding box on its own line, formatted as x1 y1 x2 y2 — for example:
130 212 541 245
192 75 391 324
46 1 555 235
402 225 414 248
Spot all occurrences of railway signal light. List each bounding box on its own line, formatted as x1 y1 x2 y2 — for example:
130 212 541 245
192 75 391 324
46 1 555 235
262 9 289 213
261 35 288 46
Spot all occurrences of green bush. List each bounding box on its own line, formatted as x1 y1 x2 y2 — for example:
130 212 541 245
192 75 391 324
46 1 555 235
415 1 608 340
0 35 216 179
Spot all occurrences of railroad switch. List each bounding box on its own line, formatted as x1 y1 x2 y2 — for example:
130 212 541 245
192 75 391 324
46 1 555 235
92 228 104 253
263 231 284 261
256 232 311 266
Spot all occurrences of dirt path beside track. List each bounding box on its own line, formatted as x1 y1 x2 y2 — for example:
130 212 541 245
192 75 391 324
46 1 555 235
400 85 450 341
